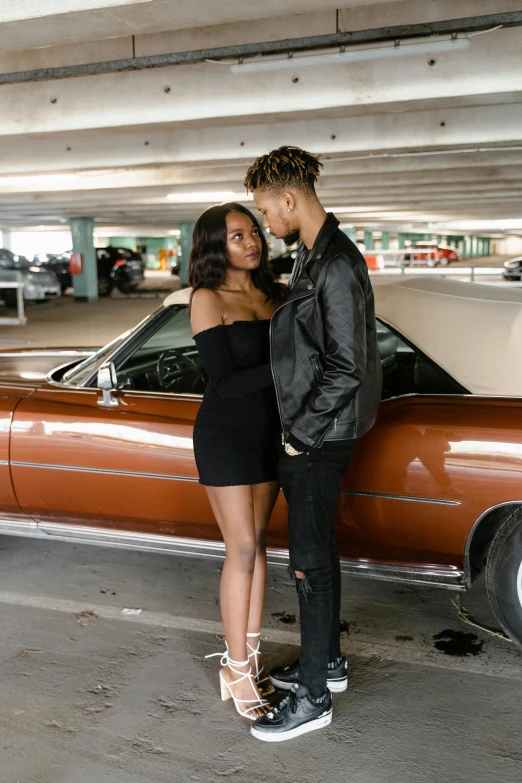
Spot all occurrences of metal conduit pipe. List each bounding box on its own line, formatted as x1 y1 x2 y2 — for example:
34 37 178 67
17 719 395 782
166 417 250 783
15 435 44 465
0 11 521 85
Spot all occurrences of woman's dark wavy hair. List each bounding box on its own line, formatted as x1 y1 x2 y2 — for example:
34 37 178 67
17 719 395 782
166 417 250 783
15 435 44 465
188 202 284 305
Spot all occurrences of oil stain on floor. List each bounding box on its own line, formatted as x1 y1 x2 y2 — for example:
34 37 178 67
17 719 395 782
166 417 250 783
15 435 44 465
433 629 485 657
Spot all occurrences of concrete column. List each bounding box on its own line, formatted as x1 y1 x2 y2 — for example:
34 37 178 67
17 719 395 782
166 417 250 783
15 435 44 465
372 231 382 251
364 231 374 251
380 231 390 250
179 222 195 288
1 229 12 250
70 217 98 301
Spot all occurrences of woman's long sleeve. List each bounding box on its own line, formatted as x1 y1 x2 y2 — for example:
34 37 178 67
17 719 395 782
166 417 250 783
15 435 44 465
194 326 273 398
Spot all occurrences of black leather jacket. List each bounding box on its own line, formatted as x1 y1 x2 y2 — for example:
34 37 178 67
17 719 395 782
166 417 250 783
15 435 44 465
270 213 382 448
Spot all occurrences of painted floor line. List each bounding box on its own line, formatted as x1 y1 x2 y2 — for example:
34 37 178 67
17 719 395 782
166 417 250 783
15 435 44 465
0 590 519 681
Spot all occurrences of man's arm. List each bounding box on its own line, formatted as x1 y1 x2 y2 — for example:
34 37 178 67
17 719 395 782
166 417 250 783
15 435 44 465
288 254 367 449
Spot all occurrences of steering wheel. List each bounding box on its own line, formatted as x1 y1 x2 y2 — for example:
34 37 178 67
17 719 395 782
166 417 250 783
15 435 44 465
156 348 207 393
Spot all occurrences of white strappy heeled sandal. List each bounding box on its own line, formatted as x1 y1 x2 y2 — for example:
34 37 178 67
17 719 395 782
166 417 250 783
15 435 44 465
218 657 270 721
247 632 275 696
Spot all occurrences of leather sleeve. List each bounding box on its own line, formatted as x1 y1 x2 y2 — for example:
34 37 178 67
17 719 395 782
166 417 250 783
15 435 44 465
288 254 367 447
194 325 273 398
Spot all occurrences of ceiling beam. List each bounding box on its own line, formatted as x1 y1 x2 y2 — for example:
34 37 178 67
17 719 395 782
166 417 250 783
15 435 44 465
2 10 522 85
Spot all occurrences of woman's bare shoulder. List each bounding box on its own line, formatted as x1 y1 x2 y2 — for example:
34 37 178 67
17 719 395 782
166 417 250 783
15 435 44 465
191 288 224 334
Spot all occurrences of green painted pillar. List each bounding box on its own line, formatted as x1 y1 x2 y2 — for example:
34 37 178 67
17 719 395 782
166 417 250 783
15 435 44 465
179 222 195 288
381 231 390 250
364 230 374 251
70 217 97 301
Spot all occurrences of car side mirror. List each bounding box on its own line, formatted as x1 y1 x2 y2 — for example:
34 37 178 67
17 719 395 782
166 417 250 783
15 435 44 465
97 362 119 407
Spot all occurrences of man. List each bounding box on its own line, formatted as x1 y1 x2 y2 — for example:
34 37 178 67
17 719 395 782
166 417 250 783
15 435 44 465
244 146 382 742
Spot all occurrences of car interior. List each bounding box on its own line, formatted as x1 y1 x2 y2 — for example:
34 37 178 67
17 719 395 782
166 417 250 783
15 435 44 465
106 305 468 399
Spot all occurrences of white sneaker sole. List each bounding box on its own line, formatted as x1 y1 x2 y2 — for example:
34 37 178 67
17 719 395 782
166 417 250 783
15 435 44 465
250 708 332 743
269 676 348 694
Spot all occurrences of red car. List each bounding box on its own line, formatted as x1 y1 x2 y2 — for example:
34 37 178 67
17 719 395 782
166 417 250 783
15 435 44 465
408 242 460 267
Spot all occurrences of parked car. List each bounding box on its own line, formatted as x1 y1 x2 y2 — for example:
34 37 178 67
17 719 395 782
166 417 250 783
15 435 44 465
502 256 522 281
0 249 61 307
32 253 72 294
32 247 145 297
404 242 461 267
0 277 521 646
97 246 145 296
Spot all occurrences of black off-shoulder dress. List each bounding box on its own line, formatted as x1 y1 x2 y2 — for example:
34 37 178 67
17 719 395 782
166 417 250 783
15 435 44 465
193 320 280 487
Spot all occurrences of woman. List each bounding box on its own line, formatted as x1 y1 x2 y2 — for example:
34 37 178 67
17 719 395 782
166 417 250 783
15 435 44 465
189 203 284 720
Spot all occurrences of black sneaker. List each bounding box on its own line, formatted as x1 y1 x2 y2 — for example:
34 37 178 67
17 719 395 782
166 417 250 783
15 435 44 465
269 656 348 693
251 683 332 742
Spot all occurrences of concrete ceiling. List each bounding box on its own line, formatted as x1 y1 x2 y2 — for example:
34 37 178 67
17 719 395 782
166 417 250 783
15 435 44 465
1 0 522 236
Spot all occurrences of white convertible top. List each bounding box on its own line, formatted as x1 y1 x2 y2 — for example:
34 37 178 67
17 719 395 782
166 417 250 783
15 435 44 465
164 278 522 397
373 277 522 397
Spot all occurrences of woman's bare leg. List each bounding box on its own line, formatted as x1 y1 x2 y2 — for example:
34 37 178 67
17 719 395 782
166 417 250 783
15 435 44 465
246 481 280 682
247 481 280 633
205 484 268 718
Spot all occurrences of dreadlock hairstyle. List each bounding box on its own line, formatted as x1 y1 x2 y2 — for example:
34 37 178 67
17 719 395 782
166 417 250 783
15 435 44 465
244 145 323 194
188 202 284 307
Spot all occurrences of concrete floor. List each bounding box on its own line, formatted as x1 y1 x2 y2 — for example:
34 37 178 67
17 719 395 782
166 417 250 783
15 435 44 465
0 272 179 350
0 536 520 783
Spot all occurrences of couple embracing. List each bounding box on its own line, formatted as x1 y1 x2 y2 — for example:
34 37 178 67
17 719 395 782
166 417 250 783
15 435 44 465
189 146 382 742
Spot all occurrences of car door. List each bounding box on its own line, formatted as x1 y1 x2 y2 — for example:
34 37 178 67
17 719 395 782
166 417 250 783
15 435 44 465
335 319 470 573
9 306 219 543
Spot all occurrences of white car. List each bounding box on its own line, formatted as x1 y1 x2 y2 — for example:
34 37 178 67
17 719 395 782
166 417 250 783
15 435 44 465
0 249 61 307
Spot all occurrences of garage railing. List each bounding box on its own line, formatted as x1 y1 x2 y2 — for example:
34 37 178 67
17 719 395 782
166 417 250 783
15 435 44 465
369 266 506 282
0 272 26 325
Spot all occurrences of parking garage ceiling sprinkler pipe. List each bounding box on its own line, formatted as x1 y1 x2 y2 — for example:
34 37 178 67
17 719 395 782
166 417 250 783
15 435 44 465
230 36 471 74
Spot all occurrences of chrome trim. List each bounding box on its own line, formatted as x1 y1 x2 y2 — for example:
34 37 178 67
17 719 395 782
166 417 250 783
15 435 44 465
338 560 466 589
463 500 522 583
341 490 461 506
11 461 199 482
0 350 94 358
0 519 467 589
0 460 9 466
0 519 38 536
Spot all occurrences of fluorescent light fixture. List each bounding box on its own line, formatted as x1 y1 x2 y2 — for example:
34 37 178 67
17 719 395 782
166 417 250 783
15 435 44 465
0 173 78 189
231 36 471 74
166 191 253 203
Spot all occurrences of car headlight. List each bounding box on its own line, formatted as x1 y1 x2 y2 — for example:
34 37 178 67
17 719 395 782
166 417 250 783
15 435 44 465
504 260 520 269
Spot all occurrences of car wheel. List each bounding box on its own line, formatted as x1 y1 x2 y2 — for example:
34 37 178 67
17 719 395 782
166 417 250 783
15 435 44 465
439 257 449 267
427 258 439 268
485 506 522 648
98 277 113 297
116 281 136 294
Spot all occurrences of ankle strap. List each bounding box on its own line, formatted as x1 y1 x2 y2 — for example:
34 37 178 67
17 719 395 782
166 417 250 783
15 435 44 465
227 658 249 667
246 632 261 638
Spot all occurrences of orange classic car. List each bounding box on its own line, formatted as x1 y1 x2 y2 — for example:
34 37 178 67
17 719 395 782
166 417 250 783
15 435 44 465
0 277 521 647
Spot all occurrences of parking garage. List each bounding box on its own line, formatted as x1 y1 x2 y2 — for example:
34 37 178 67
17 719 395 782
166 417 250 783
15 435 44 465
0 2 521 780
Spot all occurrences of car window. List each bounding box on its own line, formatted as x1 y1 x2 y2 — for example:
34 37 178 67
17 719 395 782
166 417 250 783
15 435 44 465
377 319 468 399
114 306 207 396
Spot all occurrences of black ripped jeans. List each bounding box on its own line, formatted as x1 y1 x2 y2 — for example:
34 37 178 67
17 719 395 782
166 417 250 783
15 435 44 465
278 438 356 699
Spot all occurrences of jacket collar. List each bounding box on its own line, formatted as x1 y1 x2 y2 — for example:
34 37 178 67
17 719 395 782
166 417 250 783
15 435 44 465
303 212 340 263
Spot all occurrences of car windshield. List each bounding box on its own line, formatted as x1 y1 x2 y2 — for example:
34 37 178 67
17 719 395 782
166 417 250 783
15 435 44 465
62 331 133 386
62 311 157 386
